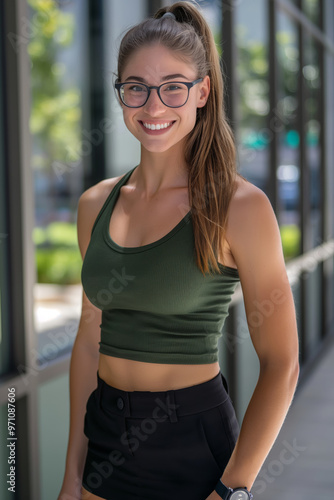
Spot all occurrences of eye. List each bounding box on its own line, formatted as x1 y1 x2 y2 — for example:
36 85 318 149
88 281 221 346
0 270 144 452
128 84 145 92
164 84 183 91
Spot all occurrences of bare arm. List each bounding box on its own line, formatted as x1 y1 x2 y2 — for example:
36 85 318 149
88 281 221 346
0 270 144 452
58 178 120 499
58 291 101 498
209 181 299 497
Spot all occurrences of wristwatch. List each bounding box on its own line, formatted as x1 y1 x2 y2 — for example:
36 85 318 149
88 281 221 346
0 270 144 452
215 479 253 500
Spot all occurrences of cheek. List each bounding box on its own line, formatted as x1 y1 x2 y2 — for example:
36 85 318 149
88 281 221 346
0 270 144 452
183 106 197 130
122 109 137 130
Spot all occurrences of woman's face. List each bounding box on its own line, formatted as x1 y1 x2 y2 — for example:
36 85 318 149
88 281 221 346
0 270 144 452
118 44 210 154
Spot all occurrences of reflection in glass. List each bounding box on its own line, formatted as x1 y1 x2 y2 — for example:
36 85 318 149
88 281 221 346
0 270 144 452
302 0 321 26
235 0 270 194
38 374 70 499
28 0 84 360
276 12 301 259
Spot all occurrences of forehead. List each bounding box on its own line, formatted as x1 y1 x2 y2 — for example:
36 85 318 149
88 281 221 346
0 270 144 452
121 44 197 82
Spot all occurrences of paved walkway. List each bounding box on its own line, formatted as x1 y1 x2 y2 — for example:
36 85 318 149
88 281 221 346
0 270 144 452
254 338 334 499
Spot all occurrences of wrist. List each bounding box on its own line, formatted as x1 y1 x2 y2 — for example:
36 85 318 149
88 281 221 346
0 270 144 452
214 479 253 500
220 468 253 491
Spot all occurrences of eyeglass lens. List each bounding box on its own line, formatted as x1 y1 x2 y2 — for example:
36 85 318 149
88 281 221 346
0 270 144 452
120 82 189 107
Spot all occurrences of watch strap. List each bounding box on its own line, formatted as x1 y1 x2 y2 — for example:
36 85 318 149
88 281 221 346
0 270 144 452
215 479 233 499
215 479 254 500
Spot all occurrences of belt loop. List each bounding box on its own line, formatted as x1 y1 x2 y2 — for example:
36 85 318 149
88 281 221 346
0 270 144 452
165 390 178 423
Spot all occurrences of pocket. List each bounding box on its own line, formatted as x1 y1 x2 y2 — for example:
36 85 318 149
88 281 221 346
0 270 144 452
198 404 235 475
83 388 99 439
217 397 240 452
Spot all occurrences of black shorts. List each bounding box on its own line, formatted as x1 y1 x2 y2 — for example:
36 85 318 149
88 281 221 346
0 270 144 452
82 370 240 500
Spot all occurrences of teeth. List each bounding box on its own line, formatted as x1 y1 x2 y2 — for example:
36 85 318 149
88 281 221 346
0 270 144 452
142 122 173 131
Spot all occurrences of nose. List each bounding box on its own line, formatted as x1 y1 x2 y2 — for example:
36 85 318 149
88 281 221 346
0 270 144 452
143 88 166 115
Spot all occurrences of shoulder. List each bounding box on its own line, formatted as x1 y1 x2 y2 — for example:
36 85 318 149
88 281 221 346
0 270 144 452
79 175 122 207
230 175 273 217
226 175 284 272
227 175 277 238
77 174 124 259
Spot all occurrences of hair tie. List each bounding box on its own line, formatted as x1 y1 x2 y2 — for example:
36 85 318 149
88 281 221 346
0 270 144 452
161 12 176 21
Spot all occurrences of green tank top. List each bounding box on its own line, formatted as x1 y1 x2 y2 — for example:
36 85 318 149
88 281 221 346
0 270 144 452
81 166 240 364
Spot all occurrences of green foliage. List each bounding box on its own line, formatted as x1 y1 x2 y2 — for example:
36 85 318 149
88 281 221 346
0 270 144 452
28 0 82 168
34 222 82 284
236 29 269 136
280 224 301 260
29 1 83 284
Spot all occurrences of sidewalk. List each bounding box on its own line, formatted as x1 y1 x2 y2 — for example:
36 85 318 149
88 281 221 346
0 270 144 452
254 338 334 499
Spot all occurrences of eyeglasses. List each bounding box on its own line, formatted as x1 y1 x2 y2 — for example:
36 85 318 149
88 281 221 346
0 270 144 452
115 78 203 108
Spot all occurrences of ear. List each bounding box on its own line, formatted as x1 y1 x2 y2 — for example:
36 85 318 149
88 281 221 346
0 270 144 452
197 75 210 108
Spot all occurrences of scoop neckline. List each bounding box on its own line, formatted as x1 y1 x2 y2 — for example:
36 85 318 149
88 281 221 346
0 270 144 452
102 166 240 276
103 166 192 254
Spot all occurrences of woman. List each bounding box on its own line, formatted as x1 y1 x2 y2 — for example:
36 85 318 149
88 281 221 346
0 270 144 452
58 3 299 500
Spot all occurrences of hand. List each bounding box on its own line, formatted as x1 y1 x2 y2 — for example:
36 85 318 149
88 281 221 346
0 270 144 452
57 476 83 500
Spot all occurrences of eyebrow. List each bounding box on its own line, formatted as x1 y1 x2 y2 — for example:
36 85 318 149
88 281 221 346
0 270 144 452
124 74 189 83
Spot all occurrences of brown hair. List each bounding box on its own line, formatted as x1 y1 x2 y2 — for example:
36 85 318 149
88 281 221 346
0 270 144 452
117 1 238 275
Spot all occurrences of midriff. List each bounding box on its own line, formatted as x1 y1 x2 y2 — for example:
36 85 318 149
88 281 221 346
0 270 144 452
98 353 220 391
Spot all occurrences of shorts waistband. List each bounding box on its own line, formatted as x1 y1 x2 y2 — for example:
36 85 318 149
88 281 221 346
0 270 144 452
95 370 230 423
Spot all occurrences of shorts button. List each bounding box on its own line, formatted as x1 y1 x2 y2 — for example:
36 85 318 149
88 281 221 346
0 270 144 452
117 397 124 410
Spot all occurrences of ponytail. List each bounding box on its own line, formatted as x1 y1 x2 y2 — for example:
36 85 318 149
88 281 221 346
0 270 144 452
118 1 238 275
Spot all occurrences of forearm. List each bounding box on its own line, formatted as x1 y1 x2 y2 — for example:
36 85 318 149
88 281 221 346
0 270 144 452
220 362 299 490
62 336 99 482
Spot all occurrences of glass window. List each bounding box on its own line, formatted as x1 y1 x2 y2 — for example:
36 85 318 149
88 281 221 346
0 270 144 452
200 0 223 53
28 0 87 361
276 12 301 260
38 373 70 499
304 264 322 355
235 0 270 193
103 0 145 177
0 5 11 376
302 0 321 26
303 34 322 249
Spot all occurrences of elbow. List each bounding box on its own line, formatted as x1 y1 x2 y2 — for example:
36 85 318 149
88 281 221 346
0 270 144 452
260 353 300 393
281 355 300 395
288 356 300 393
281 359 300 389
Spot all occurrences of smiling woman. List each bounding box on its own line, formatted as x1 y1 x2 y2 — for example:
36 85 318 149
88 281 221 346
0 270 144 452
57 3 299 500
116 43 210 155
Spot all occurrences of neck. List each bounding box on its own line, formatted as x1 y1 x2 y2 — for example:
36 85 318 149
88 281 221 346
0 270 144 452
135 143 189 199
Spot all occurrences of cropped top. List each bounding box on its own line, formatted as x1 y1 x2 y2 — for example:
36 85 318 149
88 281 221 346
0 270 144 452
81 166 240 364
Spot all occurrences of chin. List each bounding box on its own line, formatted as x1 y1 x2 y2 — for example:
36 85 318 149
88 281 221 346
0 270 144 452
143 143 175 153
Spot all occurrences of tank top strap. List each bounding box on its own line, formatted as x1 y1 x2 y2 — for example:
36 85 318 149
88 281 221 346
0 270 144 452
90 166 138 237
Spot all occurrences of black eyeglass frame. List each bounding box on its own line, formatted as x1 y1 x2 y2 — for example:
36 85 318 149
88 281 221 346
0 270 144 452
114 78 203 108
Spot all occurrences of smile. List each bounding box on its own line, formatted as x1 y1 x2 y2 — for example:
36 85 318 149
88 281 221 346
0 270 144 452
139 120 175 134
142 121 173 130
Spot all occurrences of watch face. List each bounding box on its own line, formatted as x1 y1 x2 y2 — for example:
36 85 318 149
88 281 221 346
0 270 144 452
230 490 249 500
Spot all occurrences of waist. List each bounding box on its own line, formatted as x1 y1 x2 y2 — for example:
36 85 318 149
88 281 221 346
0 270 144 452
94 369 230 419
98 353 220 391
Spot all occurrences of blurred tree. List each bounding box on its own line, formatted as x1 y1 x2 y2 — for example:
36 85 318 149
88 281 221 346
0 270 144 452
28 0 82 168
27 0 83 284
